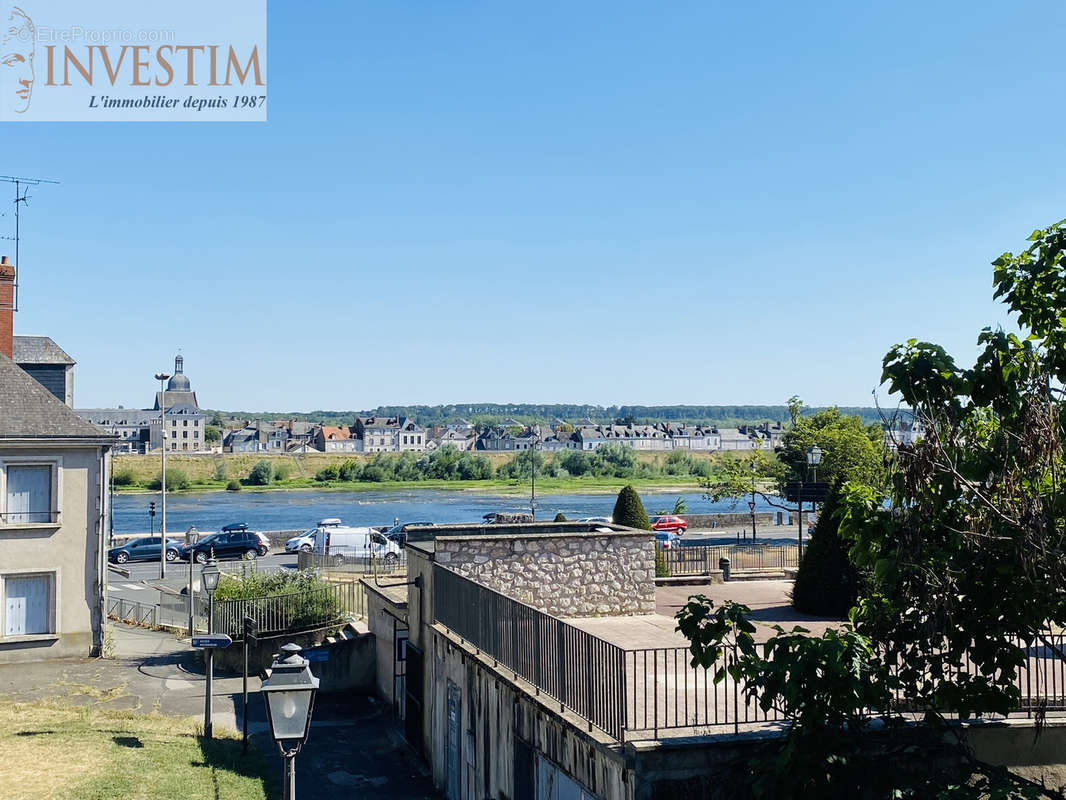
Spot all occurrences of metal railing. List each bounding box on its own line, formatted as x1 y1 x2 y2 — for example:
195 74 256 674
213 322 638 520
106 597 157 627
297 549 407 577
660 543 798 575
211 580 367 640
432 564 1066 742
433 565 627 740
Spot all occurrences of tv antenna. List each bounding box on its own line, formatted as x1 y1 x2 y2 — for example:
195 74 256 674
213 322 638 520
0 175 60 311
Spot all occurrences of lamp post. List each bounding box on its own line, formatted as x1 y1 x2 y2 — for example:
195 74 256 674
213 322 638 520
262 643 320 800
749 460 757 542
797 445 824 561
529 426 540 521
201 560 221 739
154 372 170 579
186 526 199 636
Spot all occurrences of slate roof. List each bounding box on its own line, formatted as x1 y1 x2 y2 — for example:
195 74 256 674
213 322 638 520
0 353 112 440
13 335 75 365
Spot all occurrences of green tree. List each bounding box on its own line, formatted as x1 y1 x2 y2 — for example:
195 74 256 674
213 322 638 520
246 460 274 486
612 485 650 530
777 405 884 490
212 460 227 481
789 481 858 617
149 469 189 491
204 425 221 445
553 512 567 522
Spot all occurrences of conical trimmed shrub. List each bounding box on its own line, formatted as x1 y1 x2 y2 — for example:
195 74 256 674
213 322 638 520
790 480 859 617
553 512 567 522
613 485 651 530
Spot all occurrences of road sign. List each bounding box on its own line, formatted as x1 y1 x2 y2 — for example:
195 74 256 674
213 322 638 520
784 482 830 502
192 634 232 649
243 616 258 645
748 501 756 513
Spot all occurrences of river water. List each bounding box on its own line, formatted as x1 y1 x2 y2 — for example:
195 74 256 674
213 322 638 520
112 487 784 535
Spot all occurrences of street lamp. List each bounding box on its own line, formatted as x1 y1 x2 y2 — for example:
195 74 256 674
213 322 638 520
796 445 824 562
201 560 221 739
185 526 200 636
748 460 757 543
261 643 320 800
529 426 541 521
154 372 170 580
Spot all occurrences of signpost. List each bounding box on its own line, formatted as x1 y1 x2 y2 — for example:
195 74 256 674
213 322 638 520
192 634 232 649
242 616 257 753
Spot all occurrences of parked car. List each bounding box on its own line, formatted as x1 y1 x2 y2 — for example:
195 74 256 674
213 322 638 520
108 536 183 564
651 515 687 534
655 530 680 550
313 525 402 564
285 519 343 553
383 521 434 547
221 522 248 533
180 529 268 563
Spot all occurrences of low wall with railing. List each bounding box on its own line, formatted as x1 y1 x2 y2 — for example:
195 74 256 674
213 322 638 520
297 549 407 577
211 580 366 640
660 543 798 575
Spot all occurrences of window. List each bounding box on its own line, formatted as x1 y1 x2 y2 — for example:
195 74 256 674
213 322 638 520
3 574 53 636
171 419 177 426
5 465 53 524
183 420 188 427
194 420 199 426
183 431 188 439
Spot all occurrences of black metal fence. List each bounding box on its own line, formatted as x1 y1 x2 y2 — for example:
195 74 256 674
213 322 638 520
106 597 157 627
297 549 407 577
211 580 367 640
432 564 1066 742
433 565 628 740
660 543 798 576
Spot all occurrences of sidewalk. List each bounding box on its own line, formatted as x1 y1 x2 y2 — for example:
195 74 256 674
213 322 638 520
0 624 439 799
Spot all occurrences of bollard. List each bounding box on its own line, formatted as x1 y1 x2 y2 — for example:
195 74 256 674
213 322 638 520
719 557 731 582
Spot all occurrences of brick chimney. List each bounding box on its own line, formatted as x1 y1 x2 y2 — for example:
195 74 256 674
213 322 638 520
0 256 14 359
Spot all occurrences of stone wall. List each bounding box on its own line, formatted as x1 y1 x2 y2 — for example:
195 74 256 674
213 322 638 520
434 530 655 617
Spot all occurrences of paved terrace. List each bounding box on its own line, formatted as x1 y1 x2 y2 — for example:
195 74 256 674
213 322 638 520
551 582 1066 741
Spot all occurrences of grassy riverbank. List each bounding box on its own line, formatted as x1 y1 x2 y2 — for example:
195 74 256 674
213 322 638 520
111 450 739 495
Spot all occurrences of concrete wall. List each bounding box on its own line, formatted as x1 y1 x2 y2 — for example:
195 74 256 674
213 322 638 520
434 530 656 616
364 580 408 707
0 444 106 663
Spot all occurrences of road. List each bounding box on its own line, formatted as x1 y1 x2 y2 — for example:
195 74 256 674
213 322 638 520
108 551 298 606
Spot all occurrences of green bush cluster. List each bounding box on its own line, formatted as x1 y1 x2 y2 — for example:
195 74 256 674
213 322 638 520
112 470 137 486
147 469 190 491
214 569 344 632
313 446 493 484
246 460 275 486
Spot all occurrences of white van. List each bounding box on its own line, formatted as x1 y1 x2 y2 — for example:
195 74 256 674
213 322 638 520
285 518 345 553
313 525 402 563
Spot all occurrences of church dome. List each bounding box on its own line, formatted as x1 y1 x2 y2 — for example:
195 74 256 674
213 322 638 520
167 355 191 392
167 372 191 392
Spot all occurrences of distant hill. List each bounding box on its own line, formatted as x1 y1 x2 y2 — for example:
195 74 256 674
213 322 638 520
207 404 900 429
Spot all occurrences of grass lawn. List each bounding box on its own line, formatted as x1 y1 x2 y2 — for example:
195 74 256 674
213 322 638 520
0 698 276 800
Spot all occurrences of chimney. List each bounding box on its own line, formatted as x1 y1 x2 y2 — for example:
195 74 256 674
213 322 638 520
0 256 14 359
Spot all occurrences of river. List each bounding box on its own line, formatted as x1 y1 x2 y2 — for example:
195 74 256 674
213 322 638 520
112 487 784 534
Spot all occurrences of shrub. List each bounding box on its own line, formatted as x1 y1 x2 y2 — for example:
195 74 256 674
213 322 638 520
612 485 651 530
790 480 859 617
274 462 291 481
212 461 227 481
553 512 567 522
148 469 190 491
362 465 387 482
655 547 671 577
246 460 274 486
213 570 343 632
337 459 361 481
112 470 137 487
225 479 242 492
315 464 340 482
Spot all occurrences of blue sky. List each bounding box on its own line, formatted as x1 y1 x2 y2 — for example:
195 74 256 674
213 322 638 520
5 1 1064 412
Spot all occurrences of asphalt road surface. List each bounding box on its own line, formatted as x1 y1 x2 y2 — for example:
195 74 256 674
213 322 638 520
108 551 297 605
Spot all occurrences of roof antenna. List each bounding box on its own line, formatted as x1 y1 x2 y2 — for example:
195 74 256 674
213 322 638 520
0 175 60 312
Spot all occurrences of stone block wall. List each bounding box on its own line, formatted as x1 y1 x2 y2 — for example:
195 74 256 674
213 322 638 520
434 531 656 617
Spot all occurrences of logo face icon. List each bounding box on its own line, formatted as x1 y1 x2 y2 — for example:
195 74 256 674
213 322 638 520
1 4 34 114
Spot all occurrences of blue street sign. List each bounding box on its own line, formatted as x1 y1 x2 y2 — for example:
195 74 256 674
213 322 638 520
192 634 232 649
304 648 330 663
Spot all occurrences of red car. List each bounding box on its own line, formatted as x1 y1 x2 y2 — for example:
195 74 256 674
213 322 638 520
651 515 687 534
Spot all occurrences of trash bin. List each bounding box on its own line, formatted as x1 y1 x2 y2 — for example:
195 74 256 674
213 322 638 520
719 557 731 582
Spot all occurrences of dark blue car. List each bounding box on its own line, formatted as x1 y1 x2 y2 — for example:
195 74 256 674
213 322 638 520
108 536 183 564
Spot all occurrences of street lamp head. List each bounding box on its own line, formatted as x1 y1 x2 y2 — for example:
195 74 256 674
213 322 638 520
807 445 823 466
201 560 221 595
154 373 171 382
261 643 320 754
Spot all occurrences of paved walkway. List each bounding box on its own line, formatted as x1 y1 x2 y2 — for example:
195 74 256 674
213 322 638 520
0 624 439 799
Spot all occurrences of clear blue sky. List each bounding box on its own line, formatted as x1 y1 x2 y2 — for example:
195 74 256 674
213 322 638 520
6 1 1064 412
